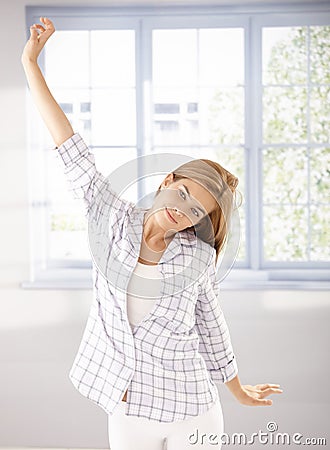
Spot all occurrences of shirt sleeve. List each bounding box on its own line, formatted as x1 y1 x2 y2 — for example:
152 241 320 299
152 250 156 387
194 249 238 384
55 133 128 219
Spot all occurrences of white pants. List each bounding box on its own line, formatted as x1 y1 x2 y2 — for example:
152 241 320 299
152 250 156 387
107 397 224 450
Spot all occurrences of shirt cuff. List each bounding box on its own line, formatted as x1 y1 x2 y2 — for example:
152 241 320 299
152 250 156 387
55 133 87 167
210 355 239 384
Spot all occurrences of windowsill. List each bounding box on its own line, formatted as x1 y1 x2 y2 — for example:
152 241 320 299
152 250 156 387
20 268 330 290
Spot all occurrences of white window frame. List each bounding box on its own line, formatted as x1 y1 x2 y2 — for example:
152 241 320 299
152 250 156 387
21 3 330 290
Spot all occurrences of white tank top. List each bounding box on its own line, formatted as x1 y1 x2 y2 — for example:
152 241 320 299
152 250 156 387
126 261 162 330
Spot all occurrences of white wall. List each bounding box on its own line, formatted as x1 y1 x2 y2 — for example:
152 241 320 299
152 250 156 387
0 0 329 448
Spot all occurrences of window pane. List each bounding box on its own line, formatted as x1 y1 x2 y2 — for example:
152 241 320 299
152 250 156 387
310 86 330 144
263 87 307 143
310 147 330 261
199 28 244 87
262 27 307 85
262 147 308 204
310 26 330 84
152 28 245 146
45 31 90 87
91 30 135 87
49 208 89 261
310 147 330 204
91 89 136 146
152 87 198 146
93 147 138 204
263 205 308 261
203 87 244 145
262 146 329 263
152 86 244 146
262 153 310 261
153 29 197 87
310 205 330 261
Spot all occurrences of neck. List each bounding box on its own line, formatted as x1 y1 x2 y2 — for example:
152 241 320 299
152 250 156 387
143 209 176 249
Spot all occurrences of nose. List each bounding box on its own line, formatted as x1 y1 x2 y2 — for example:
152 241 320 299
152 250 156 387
173 207 183 219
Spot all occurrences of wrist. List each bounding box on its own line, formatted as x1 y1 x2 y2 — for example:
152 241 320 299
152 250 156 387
234 387 248 401
224 373 245 399
21 56 39 67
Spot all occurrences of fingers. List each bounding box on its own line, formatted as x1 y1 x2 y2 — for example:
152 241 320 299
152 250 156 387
256 383 281 389
32 23 46 35
258 398 273 406
40 16 55 31
41 16 51 24
245 397 273 406
244 384 283 394
259 388 283 396
256 384 283 394
30 17 55 44
29 26 39 42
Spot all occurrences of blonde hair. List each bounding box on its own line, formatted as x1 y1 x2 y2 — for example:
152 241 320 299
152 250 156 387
156 159 242 265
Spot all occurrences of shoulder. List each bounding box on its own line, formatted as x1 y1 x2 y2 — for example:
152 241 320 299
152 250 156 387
179 231 214 271
180 229 214 256
197 236 216 264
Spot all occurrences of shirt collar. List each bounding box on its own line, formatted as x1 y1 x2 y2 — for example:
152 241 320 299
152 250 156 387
126 204 197 263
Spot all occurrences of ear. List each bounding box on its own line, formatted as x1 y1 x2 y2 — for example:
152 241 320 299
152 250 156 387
163 172 175 188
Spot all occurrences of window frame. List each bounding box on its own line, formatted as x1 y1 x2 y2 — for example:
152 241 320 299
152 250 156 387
21 3 330 290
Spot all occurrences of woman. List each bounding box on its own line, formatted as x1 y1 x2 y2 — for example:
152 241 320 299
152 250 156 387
21 17 283 450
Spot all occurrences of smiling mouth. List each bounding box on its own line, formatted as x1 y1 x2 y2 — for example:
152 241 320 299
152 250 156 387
165 207 177 224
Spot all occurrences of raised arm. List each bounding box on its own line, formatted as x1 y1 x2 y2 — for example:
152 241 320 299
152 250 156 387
21 17 131 221
21 17 73 147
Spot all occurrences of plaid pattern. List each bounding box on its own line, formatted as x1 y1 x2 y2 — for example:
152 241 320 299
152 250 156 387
55 133 238 423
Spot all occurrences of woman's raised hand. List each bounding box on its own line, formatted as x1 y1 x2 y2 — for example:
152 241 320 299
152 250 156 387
20 16 74 146
21 17 55 64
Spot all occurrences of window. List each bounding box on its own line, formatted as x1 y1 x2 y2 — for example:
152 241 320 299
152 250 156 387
261 25 330 264
22 4 330 289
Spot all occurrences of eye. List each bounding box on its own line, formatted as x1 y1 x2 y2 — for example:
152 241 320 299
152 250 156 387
191 207 199 217
178 188 186 200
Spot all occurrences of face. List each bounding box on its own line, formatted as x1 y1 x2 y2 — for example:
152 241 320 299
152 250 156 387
150 173 217 233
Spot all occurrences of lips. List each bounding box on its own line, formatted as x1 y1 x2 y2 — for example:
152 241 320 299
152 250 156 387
165 207 177 223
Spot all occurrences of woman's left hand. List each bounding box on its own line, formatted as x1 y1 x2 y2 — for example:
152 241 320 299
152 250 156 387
236 383 283 406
